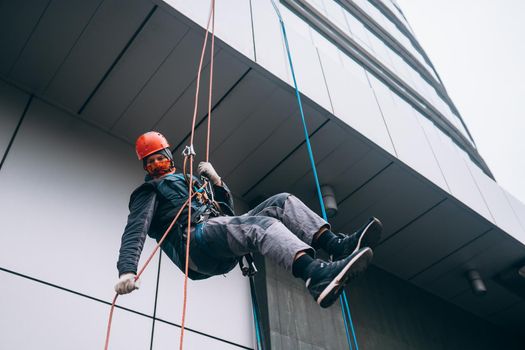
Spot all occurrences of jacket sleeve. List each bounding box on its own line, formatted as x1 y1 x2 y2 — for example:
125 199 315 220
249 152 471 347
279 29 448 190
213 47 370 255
116 184 157 276
212 180 235 214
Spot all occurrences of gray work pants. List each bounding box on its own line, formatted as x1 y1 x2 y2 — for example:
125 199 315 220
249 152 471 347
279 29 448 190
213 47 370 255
190 193 328 275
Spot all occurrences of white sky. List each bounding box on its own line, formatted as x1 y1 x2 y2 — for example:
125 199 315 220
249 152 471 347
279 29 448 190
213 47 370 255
396 0 525 203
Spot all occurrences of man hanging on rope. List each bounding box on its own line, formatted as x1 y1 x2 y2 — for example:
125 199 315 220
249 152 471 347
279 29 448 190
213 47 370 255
115 131 383 308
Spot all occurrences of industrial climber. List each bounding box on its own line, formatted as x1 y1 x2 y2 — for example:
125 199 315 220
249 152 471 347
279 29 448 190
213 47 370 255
115 131 383 308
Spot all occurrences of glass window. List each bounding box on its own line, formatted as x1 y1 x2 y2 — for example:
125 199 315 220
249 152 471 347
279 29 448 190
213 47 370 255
309 0 327 14
343 11 374 51
321 0 352 35
387 50 415 88
334 0 439 93
383 0 408 26
351 0 438 82
282 0 476 156
407 65 426 91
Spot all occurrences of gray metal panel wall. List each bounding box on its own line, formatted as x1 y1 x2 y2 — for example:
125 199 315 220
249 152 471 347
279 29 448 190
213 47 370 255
263 261 524 349
0 81 255 349
349 266 524 349
264 256 349 350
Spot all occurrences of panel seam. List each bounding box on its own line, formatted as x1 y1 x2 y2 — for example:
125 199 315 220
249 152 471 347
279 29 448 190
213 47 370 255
149 253 162 349
42 0 106 93
7 0 53 76
315 47 335 114
0 94 33 172
336 161 394 205
77 5 158 114
108 27 191 131
242 119 330 197
408 228 493 281
0 266 253 349
171 68 252 152
375 197 448 247
365 73 398 157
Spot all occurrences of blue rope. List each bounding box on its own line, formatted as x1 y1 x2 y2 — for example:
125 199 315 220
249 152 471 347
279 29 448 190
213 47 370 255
339 297 354 350
248 273 264 350
252 299 263 350
269 2 359 349
342 290 359 350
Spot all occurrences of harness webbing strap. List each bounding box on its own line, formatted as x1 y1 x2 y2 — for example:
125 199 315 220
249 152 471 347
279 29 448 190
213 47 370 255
269 2 359 349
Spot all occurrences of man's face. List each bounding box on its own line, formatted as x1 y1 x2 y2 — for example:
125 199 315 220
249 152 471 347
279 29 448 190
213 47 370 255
145 153 173 177
146 153 168 166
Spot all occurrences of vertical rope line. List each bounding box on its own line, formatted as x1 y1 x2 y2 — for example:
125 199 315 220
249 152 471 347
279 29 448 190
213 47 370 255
269 1 358 349
206 0 216 162
342 289 359 350
249 275 265 350
180 1 215 348
339 298 354 350
279 20 327 220
190 2 214 147
179 156 193 350
104 1 216 349
104 294 119 350
252 292 263 349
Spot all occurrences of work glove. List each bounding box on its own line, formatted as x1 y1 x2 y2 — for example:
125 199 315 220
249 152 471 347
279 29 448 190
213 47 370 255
198 161 221 185
114 273 140 295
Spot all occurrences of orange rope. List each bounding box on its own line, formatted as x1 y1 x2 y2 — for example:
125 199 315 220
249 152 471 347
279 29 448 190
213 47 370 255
103 1 216 348
103 189 206 349
206 1 215 162
103 294 118 350
190 0 214 148
180 0 216 349
104 192 201 349
183 152 188 180
180 157 194 350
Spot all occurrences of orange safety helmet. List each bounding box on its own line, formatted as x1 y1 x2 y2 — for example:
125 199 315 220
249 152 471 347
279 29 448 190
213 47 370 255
135 131 170 160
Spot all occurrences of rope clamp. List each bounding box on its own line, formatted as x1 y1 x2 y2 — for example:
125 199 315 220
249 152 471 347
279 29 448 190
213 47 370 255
182 144 196 157
239 254 258 277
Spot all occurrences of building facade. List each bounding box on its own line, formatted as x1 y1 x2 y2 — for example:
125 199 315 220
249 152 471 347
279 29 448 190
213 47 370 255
1 0 524 349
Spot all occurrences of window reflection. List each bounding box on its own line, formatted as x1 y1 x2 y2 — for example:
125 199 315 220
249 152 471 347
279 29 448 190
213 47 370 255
280 0 474 146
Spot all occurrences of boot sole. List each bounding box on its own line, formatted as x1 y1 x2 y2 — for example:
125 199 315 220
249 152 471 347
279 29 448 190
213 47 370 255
354 217 383 254
317 247 373 308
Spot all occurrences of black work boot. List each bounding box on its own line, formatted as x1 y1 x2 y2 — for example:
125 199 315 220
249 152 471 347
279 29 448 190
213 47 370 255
329 217 383 261
305 247 373 308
